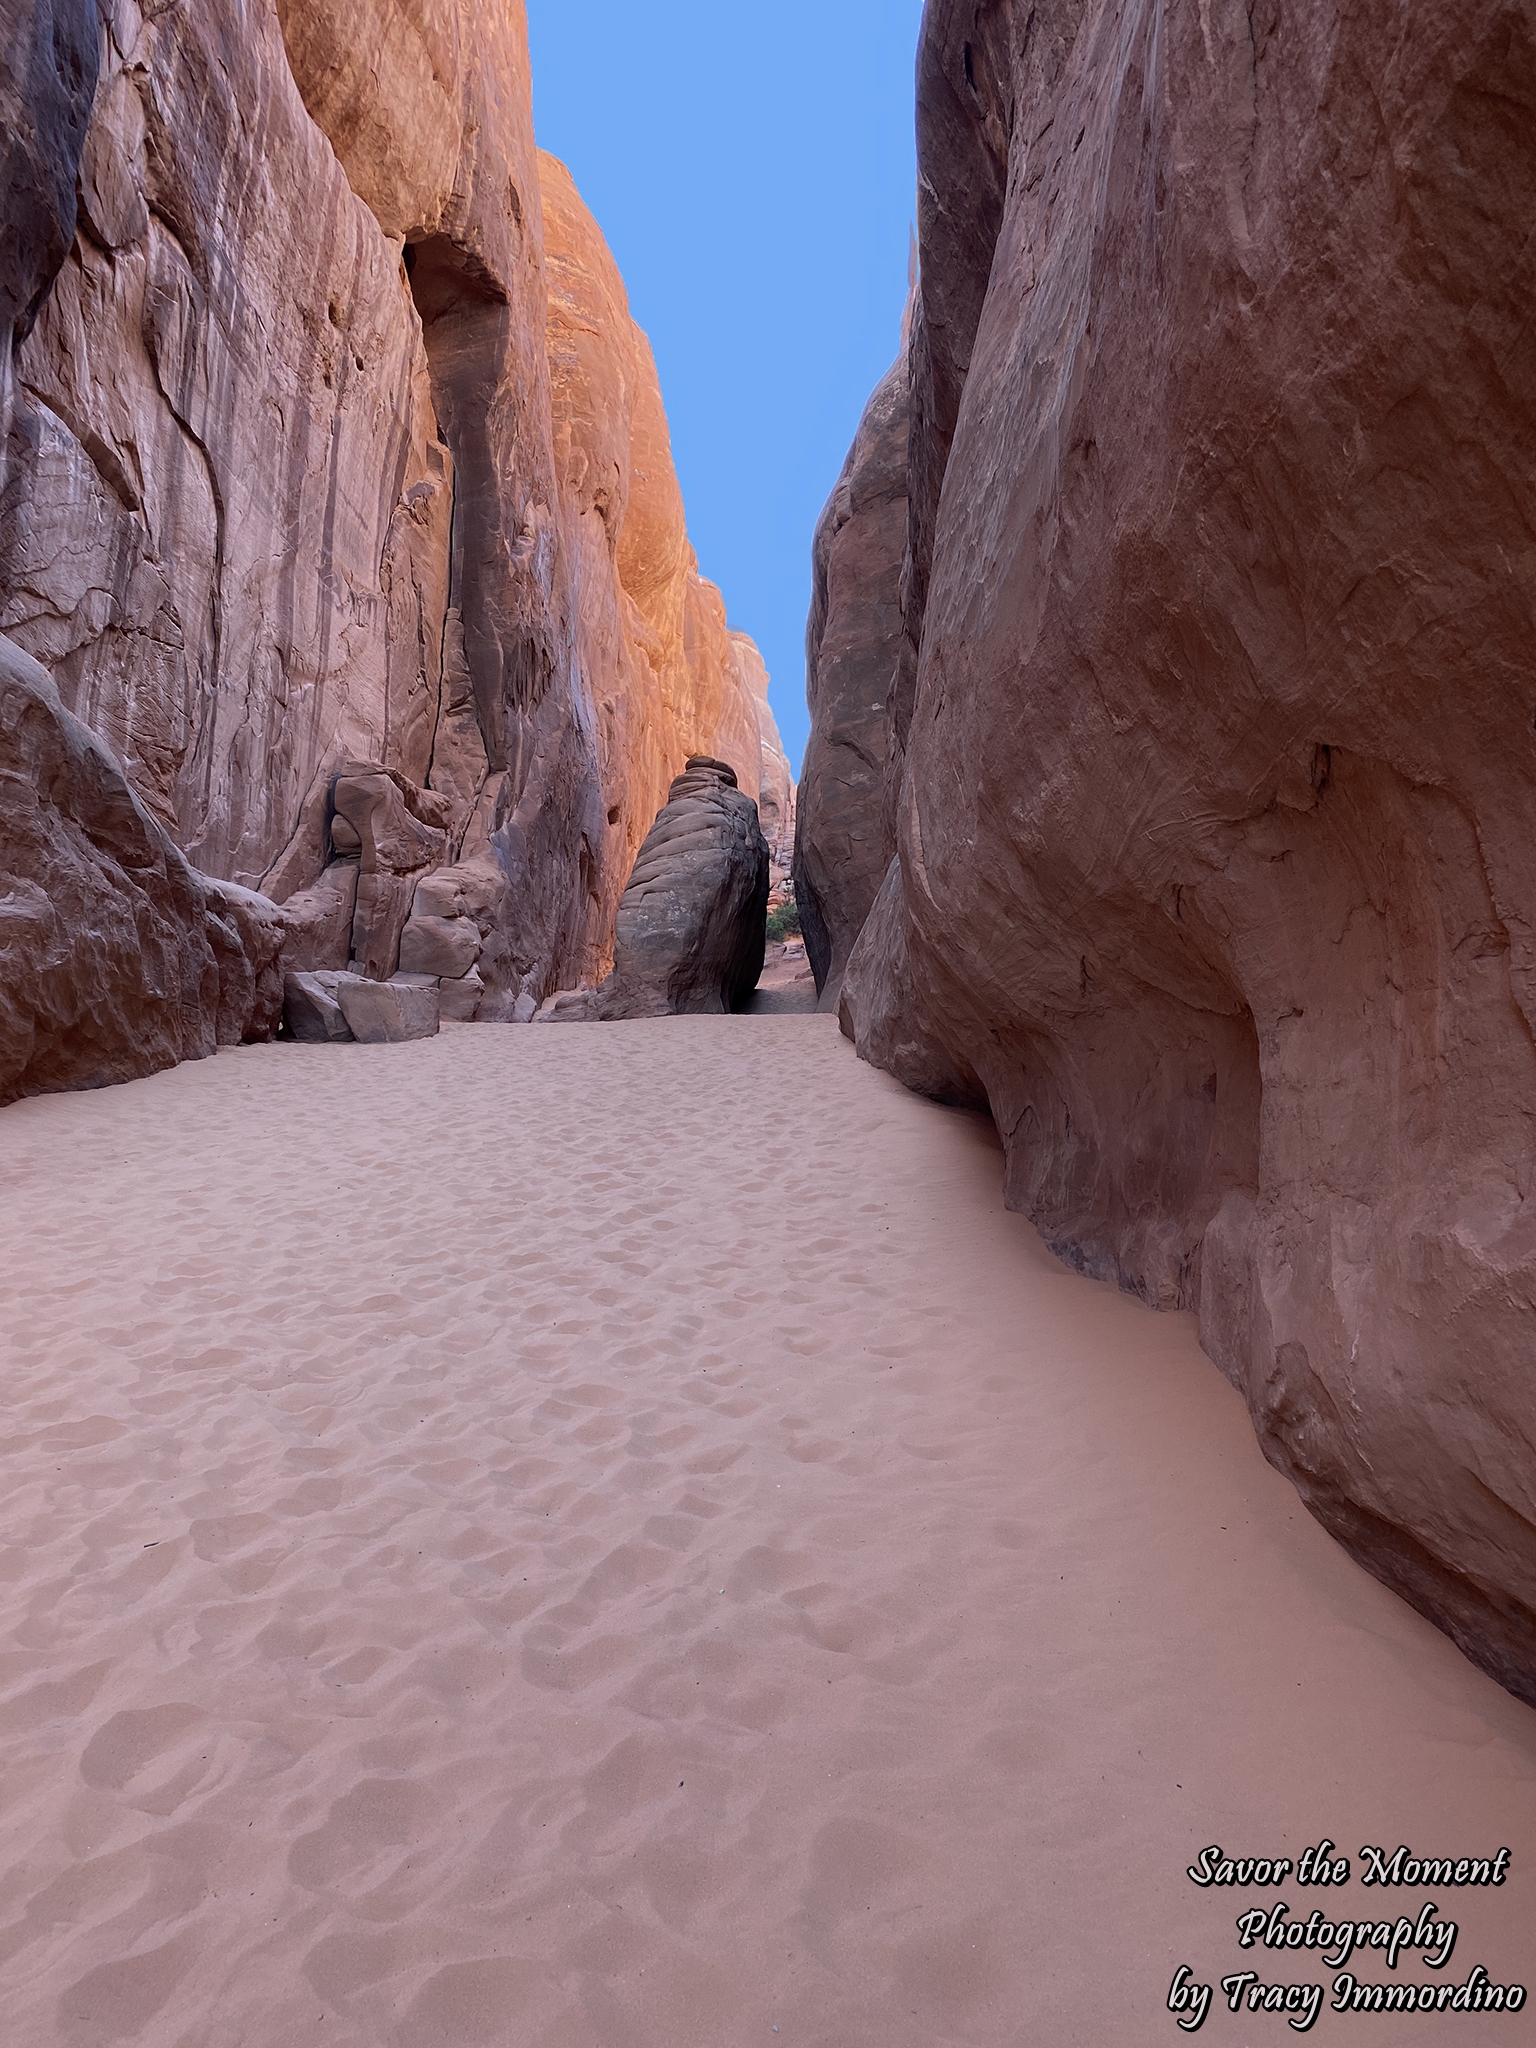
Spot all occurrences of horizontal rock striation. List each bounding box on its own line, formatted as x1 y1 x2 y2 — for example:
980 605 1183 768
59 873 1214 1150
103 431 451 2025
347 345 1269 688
602 756 769 1017
820 0 1536 1698
540 758 770 1021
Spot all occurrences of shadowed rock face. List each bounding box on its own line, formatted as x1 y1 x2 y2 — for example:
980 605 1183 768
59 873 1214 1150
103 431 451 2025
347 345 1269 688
330 765 450 981
335 971 438 1044
0 637 280 1105
794 357 908 1007
3 0 461 885
0 0 98 616
599 758 770 1018
825 0 1536 1699
277 861 359 974
282 969 352 1045
0 1 99 372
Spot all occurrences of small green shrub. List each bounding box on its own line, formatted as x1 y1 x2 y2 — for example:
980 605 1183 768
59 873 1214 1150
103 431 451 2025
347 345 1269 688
766 901 801 942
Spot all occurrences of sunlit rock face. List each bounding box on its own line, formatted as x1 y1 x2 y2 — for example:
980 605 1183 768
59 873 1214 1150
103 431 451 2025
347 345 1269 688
275 0 609 1013
826 0 1536 1699
0 0 788 1025
731 631 796 866
537 149 789 971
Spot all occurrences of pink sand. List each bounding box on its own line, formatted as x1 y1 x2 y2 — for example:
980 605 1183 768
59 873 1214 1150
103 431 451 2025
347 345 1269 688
1 1016 1531 2045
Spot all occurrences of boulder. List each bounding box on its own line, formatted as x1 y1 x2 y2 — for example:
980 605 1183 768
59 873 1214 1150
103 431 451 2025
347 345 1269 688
598 757 769 1018
282 970 354 1044
279 860 360 972
413 860 502 924
0 635 278 1105
828 0 1536 1703
438 965 485 1022
204 878 287 1046
534 988 600 1024
334 971 439 1044
399 913 481 979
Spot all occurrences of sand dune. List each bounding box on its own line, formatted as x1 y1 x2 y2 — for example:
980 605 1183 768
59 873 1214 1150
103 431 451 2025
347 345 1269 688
0 1017 1531 2046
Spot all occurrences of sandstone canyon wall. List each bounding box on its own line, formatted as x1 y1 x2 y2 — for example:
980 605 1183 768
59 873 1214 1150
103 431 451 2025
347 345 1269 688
0 1 98 451
808 0 1536 1700
537 149 788 965
732 628 795 865
0 0 285 1102
1 630 283 1104
794 355 908 1006
0 0 789 1079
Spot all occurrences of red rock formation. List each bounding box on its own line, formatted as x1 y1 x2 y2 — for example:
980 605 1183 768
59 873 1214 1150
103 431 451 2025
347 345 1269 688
0 0 789 1043
261 1 595 1002
0 635 280 1105
538 757 770 1022
794 357 908 1006
331 767 450 981
537 149 792 973
4 1 452 882
603 756 770 1019
731 630 796 863
826 0 1536 1699
0 6 281 1101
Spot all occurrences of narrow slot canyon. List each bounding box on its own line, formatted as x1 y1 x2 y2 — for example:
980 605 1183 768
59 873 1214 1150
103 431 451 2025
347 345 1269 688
0 2 1532 2043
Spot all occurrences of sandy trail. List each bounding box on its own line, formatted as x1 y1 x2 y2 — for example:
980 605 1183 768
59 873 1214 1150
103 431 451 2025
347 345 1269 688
0 1017 1532 2048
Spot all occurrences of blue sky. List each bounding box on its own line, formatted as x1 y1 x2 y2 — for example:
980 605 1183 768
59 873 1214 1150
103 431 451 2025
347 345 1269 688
526 1 923 774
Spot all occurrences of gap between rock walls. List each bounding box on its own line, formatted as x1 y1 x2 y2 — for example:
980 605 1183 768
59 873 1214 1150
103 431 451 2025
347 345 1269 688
4 0 1534 1717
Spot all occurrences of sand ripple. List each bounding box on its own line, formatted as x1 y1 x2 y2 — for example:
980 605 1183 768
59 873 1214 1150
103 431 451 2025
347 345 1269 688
0 1017 1532 2044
